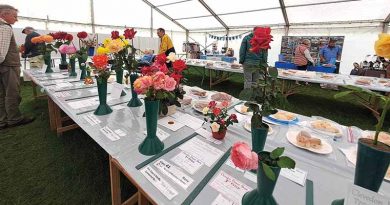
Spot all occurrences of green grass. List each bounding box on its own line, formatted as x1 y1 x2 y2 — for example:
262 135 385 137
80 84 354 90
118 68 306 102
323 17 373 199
1 69 389 204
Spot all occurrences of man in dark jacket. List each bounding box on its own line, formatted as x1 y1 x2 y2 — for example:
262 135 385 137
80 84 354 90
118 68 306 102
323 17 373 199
22 26 44 68
239 28 267 89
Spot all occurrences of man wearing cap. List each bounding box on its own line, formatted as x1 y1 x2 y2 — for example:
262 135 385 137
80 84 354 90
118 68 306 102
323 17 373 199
22 26 44 69
0 4 35 130
319 38 342 73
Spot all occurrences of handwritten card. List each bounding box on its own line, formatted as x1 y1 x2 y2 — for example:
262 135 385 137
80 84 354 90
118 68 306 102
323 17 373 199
345 184 390 205
100 126 120 141
158 116 185 132
140 166 178 200
179 137 224 167
154 159 194 190
171 151 204 175
280 167 307 186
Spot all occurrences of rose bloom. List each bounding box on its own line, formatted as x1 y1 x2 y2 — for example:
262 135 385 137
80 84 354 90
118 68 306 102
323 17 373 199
124 28 137 39
172 60 187 73
77 31 88 39
58 44 68 54
210 122 220 132
106 39 123 53
170 73 182 84
66 45 77 54
229 114 237 121
155 53 167 65
31 36 42 44
159 63 169 74
166 52 176 62
213 108 221 116
250 27 273 53
163 76 176 91
134 76 153 94
152 71 166 90
111 30 120 39
92 55 109 70
97 47 109 55
65 34 73 41
208 101 217 108
221 101 229 108
202 107 209 115
231 142 258 170
374 33 390 58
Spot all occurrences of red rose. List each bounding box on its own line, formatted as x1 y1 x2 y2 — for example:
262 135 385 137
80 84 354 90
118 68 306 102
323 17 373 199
77 31 88 39
57 32 67 40
111 30 120 39
159 64 169 74
65 34 73 41
229 114 237 121
155 53 167 65
141 66 151 75
170 73 182 84
124 28 137 39
213 108 221 116
219 119 225 125
172 60 187 73
208 101 217 108
250 27 273 53
48 33 58 40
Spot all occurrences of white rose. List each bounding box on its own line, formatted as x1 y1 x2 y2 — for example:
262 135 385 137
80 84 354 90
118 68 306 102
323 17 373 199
211 122 220 132
202 107 209 115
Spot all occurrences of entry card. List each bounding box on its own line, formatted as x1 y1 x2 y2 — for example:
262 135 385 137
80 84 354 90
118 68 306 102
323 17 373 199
179 137 224 167
82 113 101 126
100 126 120 141
154 159 194 190
280 167 307 186
110 82 124 99
175 113 204 130
53 91 71 98
170 151 204 175
68 99 99 109
345 184 390 205
209 171 252 204
195 128 223 145
211 194 235 205
140 166 178 200
158 116 185 131
143 127 170 141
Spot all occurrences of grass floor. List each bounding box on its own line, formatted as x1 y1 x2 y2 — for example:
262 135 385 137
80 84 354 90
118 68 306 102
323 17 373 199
0 68 389 204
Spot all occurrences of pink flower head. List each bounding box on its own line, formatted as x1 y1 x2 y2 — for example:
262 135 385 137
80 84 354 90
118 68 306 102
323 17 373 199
219 119 225 125
141 66 152 75
164 76 176 91
231 142 258 170
66 45 77 54
153 71 166 90
208 101 217 109
58 44 68 54
134 76 153 94
170 73 183 84
221 101 229 108
159 63 169 74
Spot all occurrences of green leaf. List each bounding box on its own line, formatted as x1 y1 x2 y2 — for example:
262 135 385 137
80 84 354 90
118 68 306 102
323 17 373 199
262 163 276 181
270 147 284 159
239 89 254 101
334 91 353 99
268 67 278 78
161 104 168 115
277 156 296 169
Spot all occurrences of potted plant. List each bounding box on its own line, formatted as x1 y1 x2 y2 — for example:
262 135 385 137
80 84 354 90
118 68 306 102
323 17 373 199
239 27 279 153
31 35 57 73
231 142 295 205
202 101 238 140
49 31 73 70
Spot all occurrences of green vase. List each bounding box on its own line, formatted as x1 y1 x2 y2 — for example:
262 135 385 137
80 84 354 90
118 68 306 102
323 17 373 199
69 58 77 77
139 100 164 156
78 59 86 80
242 154 280 205
127 72 143 107
59 53 68 70
115 69 126 96
94 78 113 116
251 123 269 153
44 54 53 73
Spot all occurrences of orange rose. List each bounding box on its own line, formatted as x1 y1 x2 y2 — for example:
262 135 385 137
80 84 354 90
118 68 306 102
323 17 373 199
31 36 41 44
374 33 390 58
43 35 54 43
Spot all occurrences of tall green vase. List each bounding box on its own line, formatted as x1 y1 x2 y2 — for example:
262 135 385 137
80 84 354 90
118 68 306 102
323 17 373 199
44 54 53 73
251 123 269 153
94 78 113 116
115 69 126 96
69 58 77 77
127 72 143 107
242 154 280 205
59 53 68 70
139 100 164 156
78 59 87 80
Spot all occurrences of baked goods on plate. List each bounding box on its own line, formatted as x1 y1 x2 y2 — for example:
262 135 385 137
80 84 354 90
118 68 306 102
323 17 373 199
192 100 209 112
355 78 372 85
178 96 192 106
269 111 297 122
286 130 333 154
190 89 208 98
231 63 242 69
211 92 232 102
310 120 342 137
321 74 334 79
234 104 253 115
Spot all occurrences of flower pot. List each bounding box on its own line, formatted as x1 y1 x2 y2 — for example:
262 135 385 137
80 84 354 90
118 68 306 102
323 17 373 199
69 58 77 77
354 138 390 192
59 53 68 70
139 100 164 155
251 123 269 153
127 72 143 107
242 153 280 205
160 104 176 116
212 129 227 140
115 69 126 96
94 78 113 116
44 54 53 73
78 59 86 80
88 47 95 56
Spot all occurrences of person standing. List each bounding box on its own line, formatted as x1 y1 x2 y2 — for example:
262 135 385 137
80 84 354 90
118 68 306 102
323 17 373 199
22 26 44 69
294 39 315 70
319 38 342 73
157 28 175 56
0 4 35 130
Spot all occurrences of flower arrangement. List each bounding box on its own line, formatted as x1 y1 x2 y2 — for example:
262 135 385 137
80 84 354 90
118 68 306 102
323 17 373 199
58 44 77 56
374 33 390 58
75 31 90 62
133 71 176 101
77 31 97 48
202 101 238 139
49 31 73 48
90 54 111 82
31 35 56 57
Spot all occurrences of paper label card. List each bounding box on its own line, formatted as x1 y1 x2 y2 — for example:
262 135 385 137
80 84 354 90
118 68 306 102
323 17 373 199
110 82 125 99
170 151 204 175
179 137 224 167
280 167 307 186
68 99 99 109
154 159 194 190
114 129 126 137
100 126 120 141
211 194 235 205
140 166 178 200
209 171 252 204
158 116 185 132
53 91 71 98
82 114 101 126
195 128 223 145
143 127 170 141
175 113 204 130
345 184 390 205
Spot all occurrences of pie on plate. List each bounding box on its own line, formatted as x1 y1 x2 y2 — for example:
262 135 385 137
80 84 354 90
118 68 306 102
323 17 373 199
211 92 232 102
286 130 333 154
270 111 297 122
355 78 371 85
310 120 342 137
190 89 207 98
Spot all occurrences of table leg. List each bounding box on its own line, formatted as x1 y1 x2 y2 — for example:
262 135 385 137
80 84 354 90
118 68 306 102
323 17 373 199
31 81 38 98
110 155 122 205
47 98 56 131
209 69 212 89
138 192 148 205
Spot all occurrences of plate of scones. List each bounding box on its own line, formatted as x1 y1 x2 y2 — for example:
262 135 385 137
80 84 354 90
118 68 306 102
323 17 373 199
287 130 333 154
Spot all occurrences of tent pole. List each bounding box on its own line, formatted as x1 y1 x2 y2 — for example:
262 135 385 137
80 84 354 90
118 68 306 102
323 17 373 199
226 30 229 48
90 0 95 33
150 6 153 37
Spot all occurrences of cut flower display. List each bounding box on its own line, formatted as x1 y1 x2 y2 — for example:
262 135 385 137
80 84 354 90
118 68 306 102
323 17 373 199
202 100 238 133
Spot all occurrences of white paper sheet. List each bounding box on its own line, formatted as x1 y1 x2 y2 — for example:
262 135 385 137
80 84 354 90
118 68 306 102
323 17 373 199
175 113 204 130
143 127 170 141
68 99 99 109
158 116 185 132
100 126 120 141
171 151 204 175
280 167 307 186
82 114 101 126
110 82 124 99
114 129 126 137
154 159 194 190
140 166 178 200
211 194 235 205
56 82 73 88
209 171 252 204
195 128 223 145
179 137 224 167
53 91 71 98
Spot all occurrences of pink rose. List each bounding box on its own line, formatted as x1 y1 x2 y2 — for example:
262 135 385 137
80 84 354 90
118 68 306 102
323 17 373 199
153 71 166 90
66 45 77 54
134 76 153 94
221 101 229 108
159 63 169 74
164 76 176 91
231 142 258 170
58 44 68 54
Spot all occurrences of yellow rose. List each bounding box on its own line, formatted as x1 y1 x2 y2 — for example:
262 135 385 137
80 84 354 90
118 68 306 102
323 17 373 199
103 38 111 47
97 47 109 55
106 39 124 53
374 33 390 58
202 107 209 115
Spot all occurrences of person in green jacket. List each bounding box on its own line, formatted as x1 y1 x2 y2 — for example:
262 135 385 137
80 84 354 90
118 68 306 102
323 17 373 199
239 28 268 89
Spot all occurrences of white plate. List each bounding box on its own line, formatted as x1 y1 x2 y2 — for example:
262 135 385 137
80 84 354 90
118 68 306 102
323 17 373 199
234 104 253 115
192 100 210 113
243 119 273 135
309 120 343 137
189 89 208 98
286 130 333 154
269 112 297 123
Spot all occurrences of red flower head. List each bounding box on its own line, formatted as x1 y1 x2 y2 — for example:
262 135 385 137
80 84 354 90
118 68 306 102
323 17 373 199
77 31 88 39
92 55 109 70
221 101 229 108
65 34 73 42
124 28 137 39
170 73 183 84
250 27 273 53
141 66 152 75
219 119 226 125
111 30 120 39
229 114 237 121
172 60 187 73
56 32 67 40
155 53 167 65
208 101 217 109
159 63 169 74
213 108 221 116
